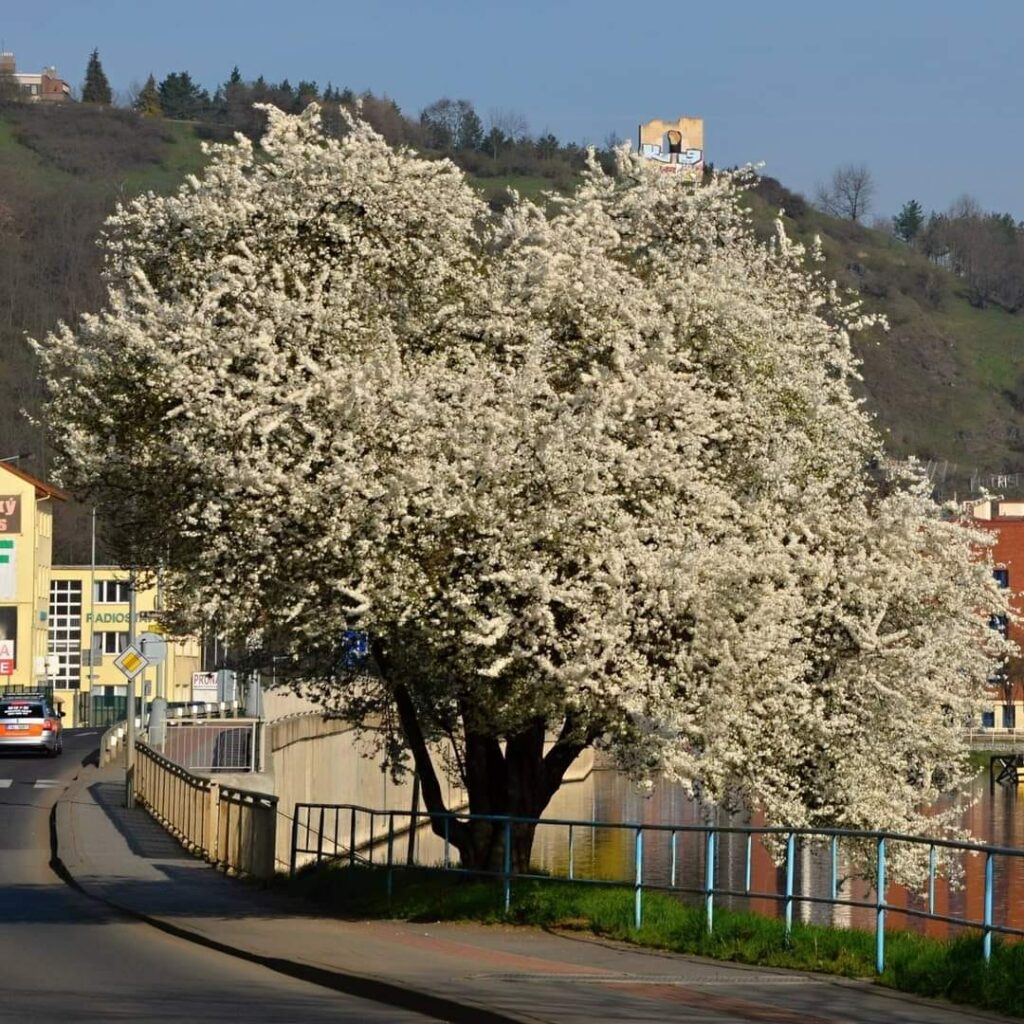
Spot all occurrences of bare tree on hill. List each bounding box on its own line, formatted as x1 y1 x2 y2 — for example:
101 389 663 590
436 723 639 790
816 163 875 222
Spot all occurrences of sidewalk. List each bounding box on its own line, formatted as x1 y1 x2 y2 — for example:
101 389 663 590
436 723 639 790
55 764 1015 1024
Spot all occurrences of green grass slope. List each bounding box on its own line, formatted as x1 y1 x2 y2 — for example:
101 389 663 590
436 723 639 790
2 102 1023 522
746 180 1024 492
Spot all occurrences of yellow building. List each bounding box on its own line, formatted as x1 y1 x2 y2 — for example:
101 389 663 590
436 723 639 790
50 566 202 726
0 461 202 726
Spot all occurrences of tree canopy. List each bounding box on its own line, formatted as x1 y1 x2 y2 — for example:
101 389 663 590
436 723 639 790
157 71 210 120
36 106 1010 870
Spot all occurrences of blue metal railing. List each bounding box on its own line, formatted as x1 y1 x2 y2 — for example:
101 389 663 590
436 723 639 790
290 802 1021 973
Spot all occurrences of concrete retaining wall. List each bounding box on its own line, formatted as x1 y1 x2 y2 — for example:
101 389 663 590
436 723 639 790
267 712 594 873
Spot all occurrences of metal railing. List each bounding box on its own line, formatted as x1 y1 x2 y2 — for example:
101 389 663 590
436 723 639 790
98 701 243 767
136 739 214 852
291 802 1020 974
162 719 261 772
134 741 278 878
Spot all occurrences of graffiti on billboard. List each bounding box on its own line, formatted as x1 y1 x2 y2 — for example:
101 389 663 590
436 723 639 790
638 117 704 176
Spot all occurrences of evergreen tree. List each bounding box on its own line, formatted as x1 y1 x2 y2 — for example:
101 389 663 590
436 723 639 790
157 71 211 120
82 49 112 105
893 199 925 243
134 74 162 117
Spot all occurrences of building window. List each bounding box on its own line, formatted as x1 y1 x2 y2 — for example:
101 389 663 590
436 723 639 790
990 614 1009 637
96 631 129 655
994 568 1010 589
1004 705 1017 730
95 580 130 604
48 579 82 689
982 710 996 729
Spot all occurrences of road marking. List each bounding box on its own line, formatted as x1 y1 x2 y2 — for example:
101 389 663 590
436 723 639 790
0 779 11 788
34 780 61 789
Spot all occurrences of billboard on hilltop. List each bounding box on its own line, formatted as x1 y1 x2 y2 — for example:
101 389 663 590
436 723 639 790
638 116 704 176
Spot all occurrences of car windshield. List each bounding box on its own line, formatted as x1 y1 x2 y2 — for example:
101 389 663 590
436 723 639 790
0 703 45 719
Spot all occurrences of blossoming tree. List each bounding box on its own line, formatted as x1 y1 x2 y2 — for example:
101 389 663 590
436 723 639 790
37 107 1009 870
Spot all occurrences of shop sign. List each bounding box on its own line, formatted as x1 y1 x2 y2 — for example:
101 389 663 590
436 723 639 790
87 612 131 623
0 607 15 673
0 638 15 676
191 672 218 700
0 497 20 534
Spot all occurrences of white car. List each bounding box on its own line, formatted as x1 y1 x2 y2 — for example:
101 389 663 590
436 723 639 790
0 696 64 756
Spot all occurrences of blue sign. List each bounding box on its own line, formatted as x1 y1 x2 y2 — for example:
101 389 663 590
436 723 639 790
340 629 368 670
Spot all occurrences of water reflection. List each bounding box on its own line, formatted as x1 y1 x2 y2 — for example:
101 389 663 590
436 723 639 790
404 767 1024 939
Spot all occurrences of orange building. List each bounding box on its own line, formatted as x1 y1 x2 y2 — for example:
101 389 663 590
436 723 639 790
971 500 1024 728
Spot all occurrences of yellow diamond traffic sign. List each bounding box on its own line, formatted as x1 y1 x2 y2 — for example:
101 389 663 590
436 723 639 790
114 643 150 680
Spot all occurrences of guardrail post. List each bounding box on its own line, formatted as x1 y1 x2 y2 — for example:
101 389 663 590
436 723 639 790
830 836 838 902
784 833 795 941
745 833 753 894
503 818 512 914
206 781 220 863
875 836 886 974
316 806 326 865
634 827 644 930
349 806 356 867
387 813 395 905
704 828 715 933
928 844 936 915
670 830 677 888
290 808 300 876
983 851 994 962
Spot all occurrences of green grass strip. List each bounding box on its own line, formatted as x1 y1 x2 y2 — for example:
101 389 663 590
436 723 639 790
278 864 1024 1017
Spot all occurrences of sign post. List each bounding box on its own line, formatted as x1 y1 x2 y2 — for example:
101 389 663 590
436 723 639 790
116 572 148 808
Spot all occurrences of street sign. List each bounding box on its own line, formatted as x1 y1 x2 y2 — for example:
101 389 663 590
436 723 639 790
114 643 149 680
138 631 168 665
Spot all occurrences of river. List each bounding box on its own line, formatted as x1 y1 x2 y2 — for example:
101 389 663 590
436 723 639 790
403 762 1024 938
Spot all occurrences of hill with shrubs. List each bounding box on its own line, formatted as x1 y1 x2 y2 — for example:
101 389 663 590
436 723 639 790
2 87 1023 554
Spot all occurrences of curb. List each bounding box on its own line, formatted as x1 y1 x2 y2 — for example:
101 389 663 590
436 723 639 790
51 769 539 1024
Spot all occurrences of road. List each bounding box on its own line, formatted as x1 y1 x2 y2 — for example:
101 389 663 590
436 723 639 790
0 728 429 1022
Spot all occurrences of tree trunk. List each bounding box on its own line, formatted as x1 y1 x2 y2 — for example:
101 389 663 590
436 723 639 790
382 657 594 876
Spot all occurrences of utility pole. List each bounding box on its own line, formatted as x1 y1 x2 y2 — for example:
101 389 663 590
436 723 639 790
88 508 96 701
125 568 137 808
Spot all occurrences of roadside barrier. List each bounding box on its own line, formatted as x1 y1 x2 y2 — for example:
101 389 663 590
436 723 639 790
134 741 277 878
99 701 242 767
291 802 1020 974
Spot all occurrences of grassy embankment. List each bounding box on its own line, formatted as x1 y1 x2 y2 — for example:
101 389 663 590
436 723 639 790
282 863 1024 1018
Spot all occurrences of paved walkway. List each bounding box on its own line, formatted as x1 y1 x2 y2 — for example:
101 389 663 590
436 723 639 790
55 765 1014 1024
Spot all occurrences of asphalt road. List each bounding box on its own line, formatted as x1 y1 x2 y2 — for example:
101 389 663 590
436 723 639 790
0 728 429 1022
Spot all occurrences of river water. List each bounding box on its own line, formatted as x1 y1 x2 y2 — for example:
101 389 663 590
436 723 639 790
403 763 1024 938
532 765 1024 937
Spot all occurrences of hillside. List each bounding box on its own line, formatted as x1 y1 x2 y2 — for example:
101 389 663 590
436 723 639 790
2 102 1022 556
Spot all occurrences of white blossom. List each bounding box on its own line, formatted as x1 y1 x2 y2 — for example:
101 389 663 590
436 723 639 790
35 107 1012 862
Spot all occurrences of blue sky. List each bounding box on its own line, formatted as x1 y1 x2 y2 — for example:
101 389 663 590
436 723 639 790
4 0 1021 219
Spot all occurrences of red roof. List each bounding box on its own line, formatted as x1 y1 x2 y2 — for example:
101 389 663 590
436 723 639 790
0 461 68 501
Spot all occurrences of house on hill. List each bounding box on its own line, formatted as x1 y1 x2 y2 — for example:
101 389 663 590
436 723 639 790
0 52 71 102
